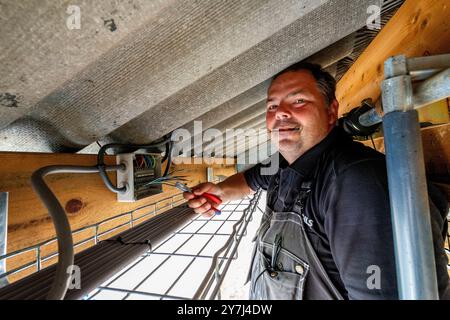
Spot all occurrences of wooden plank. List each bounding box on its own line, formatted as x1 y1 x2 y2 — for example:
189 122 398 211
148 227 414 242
336 0 450 116
418 99 450 124
360 123 449 175
210 166 237 181
360 123 450 200
0 152 236 282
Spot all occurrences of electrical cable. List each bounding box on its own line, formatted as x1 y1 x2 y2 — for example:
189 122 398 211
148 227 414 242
161 141 169 163
338 99 381 137
97 137 171 194
143 155 154 169
96 141 106 154
162 140 174 177
141 174 188 187
138 155 145 168
161 133 172 163
31 164 124 300
27 135 172 299
0 206 195 300
143 156 148 168
370 135 377 150
148 155 156 168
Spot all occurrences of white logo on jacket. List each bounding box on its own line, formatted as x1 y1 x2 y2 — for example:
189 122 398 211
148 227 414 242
301 213 314 228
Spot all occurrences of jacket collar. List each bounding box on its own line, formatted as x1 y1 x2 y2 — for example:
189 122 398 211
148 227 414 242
278 126 349 178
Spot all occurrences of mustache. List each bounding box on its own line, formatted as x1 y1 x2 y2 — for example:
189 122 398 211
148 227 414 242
269 121 302 132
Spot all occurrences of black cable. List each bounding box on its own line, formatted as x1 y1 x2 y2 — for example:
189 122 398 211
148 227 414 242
97 137 172 194
162 139 170 163
30 164 124 300
370 135 377 151
163 140 173 177
161 132 173 164
102 236 152 251
96 141 108 155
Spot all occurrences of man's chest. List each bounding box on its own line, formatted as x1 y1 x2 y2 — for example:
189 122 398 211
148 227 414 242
267 174 322 236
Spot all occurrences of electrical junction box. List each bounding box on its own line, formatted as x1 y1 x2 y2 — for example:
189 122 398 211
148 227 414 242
116 153 163 202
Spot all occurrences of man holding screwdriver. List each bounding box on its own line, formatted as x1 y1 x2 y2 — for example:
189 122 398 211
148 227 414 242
183 62 449 300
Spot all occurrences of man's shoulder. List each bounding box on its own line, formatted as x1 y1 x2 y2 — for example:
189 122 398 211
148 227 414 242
324 138 387 178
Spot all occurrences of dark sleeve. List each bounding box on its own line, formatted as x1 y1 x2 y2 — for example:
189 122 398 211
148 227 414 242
426 183 450 299
323 159 398 299
243 162 272 192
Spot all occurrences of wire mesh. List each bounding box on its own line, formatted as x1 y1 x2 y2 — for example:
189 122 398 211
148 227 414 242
85 192 262 300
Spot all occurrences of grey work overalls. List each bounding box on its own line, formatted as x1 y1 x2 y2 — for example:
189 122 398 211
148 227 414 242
247 180 344 300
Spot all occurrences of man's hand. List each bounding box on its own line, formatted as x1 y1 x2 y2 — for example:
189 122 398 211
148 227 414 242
183 182 223 217
183 172 255 217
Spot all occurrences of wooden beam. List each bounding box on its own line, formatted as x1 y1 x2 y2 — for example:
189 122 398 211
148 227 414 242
336 0 450 116
418 99 450 124
0 152 236 281
360 123 450 200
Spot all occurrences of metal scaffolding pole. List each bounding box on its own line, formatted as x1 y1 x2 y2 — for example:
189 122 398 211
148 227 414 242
381 54 450 300
359 55 450 128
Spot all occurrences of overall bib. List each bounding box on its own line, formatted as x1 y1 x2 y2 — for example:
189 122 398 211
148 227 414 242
248 181 344 300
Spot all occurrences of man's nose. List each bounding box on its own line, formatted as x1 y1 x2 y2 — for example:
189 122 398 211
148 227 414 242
275 102 291 120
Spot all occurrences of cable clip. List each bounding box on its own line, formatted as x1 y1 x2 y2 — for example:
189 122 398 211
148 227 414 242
103 236 152 251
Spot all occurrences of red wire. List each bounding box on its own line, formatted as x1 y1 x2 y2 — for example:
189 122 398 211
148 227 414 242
137 155 144 168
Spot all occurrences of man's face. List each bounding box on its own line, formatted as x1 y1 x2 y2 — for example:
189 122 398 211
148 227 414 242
266 70 339 162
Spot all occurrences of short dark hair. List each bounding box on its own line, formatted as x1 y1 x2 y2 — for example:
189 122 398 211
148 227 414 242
272 62 336 106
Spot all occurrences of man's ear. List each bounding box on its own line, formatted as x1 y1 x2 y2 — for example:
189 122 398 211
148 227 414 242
328 99 339 126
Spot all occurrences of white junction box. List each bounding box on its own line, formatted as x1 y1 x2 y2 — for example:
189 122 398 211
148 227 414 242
116 153 163 202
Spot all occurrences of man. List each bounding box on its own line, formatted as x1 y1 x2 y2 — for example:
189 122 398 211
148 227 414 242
183 62 449 299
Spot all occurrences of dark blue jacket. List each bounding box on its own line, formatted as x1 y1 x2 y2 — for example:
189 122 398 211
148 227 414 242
244 126 449 299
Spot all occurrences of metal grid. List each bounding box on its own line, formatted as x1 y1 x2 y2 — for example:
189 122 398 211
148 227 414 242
0 192 186 283
86 192 262 300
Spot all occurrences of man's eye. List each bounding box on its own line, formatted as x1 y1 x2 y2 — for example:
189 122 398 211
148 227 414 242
295 98 305 104
267 105 277 111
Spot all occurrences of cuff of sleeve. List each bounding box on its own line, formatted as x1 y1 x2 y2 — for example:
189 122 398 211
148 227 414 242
243 167 260 192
